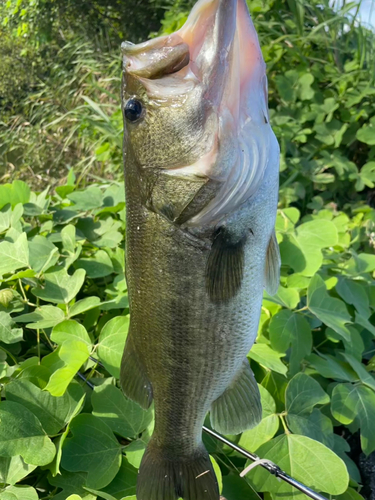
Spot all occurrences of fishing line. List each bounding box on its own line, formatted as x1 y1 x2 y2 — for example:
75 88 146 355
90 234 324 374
77 365 329 500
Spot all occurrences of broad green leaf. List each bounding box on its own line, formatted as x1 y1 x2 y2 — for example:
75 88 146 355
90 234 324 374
69 297 101 317
0 205 11 233
211 456 223 494
67 496 83 500
307 275 352 340
338 488 366 500
92 384 153 439
28 235 59 274
48 470 96 500
123 439 145 469
76 249 114 278
0 485 38 500
336 278 371 318
239 386 279 451
15 305 65 329
269 310 312 375
285 373 329 415
0 456 37 486
98 316 129 378
356 124 375 145
280 220 338 276
61 224 76 253
32 266 86 304
287 408 334 447
341 353 375 391
62 414 122 489
331 383 375 455
6 379 85 435
222 474 260 500
44 340 90 397
51 320 92 346
307 353 357 382
0 181 30 210
100 459 137 499
0 312 23 344
248 344 287 375
355 312 375 336
264 286 300 309
0 233 29 276
67 187 104 211
248 434 348 495
0 401 55 466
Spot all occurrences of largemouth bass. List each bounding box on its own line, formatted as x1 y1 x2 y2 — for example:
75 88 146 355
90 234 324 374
120 0 280 499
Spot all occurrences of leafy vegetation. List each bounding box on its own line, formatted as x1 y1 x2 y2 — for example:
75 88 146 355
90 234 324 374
0 0 375 499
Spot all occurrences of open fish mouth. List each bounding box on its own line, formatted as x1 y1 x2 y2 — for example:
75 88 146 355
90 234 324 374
122 0 278 226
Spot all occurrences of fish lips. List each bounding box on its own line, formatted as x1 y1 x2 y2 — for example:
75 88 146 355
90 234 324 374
122 0 264 102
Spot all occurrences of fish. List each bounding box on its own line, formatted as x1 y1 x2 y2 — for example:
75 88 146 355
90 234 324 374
120 0 280 499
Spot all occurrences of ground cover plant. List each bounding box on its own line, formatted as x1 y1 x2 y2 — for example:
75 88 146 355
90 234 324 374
0 0 375 498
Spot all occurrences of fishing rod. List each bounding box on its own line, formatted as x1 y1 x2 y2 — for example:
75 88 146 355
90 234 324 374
77 367 329 500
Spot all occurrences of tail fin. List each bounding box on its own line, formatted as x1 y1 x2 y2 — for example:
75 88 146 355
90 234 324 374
137 439 219 500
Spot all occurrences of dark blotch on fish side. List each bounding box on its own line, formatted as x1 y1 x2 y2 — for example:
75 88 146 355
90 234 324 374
206 227 246 303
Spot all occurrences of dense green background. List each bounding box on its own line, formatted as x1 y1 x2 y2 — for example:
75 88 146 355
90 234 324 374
0 0 375 499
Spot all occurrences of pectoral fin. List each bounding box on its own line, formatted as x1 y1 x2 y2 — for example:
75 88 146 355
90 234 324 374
210 359 262 435
120 338 153 410
205 227 246 303
264 230 280 296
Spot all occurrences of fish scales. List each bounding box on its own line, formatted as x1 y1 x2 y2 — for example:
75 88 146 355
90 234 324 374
120 0 280 499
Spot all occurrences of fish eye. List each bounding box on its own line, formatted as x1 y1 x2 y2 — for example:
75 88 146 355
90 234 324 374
125 98 144 123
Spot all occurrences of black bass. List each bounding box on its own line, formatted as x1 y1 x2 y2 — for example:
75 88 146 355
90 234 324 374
120 0 280 499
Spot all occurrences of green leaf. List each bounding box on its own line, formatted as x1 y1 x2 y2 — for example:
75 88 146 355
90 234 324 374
285 373 329 416
222 474 260 500
99 459 137 499
61 224 76 253
6 379 85 435
307 353 357 382
269 310 312 375
287 408 334 447
0 233 29 276
32 266 86 304
239 386 279 451
0 312 23 344
76 250 114 278
28 236 59 274
69 297 101 317
15 305 65 329
62 414 122 489
51 320 92 346
280 220 338 276
48 470 96 500
356 123 375 145
0 456 37 486
0 401 56 466
248 344 287 375
307 275 352 340
67 496 83 500
67 187 104 211
341 353 375 391
0 485 38 500
43 340 90 397
0 205 11 233
264 285 300 309
336 278 371 318
97 316 129 378
331 383 375 455
92 384 153 439
0 181 30 210
248 434 348 495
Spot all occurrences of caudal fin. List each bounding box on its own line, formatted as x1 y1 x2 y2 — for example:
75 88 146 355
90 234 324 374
137 440 219 500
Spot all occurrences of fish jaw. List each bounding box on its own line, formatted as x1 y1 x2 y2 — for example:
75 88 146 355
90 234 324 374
122 0 279 226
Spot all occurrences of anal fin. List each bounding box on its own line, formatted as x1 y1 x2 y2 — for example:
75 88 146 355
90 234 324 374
120 338 153 410
210 359 261 435
264 230 280 296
